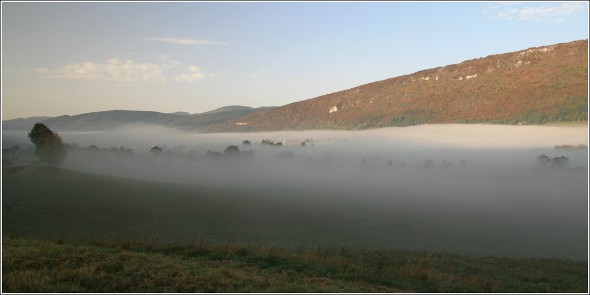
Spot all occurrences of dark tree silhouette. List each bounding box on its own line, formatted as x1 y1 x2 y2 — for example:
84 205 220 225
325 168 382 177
149 146 163 154
224 145 240 155
27 123 51 146
27 123 67 166
550 156 570 169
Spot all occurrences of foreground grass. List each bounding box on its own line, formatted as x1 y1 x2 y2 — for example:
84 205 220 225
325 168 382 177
2 235 587 293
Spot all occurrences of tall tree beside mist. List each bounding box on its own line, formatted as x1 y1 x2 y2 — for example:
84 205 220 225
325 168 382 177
27 123 67 166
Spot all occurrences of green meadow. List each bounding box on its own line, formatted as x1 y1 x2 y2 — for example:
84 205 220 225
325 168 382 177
2 164 588 292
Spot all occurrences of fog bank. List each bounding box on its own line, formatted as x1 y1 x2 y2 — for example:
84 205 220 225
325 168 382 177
2 124 588 259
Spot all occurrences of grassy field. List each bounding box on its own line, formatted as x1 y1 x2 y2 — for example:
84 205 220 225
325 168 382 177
2 235 587 293
3 164 404 246
2 163 587 258
2 163 588 292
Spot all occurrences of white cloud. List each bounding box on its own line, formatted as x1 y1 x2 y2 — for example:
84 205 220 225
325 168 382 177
35 67 49 74
487 2 587 23
174 65 206 82
53 59 166 82
146 37 226 45
35 57 216 83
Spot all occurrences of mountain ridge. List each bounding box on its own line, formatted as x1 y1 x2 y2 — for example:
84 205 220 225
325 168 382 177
207 39 588 132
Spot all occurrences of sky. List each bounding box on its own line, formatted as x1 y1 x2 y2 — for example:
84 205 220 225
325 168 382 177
1 1 588 120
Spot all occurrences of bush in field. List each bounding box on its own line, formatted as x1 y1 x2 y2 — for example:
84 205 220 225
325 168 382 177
224 145 240 155
261 139 274 145
550 156 570 169
537 154 570 169
149 146 163 154
27 123 67 166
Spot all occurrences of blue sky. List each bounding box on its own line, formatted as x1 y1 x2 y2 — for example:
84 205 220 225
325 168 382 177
2 1 588 119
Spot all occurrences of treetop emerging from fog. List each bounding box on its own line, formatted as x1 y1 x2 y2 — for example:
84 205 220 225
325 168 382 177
28 123 67 166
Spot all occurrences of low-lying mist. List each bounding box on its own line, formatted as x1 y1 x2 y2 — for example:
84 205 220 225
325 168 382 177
2 124 588 259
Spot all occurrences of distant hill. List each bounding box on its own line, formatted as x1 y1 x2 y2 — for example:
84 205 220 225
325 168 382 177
171 108 266 132
208 39 588 132
203 105 276 114
32 110 183 131
203 105 254 114
2 116 52 130
2 106 273 132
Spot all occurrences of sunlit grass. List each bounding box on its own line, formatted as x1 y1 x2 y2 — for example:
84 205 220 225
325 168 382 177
2 235 587 293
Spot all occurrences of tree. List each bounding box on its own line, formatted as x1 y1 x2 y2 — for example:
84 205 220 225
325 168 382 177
224 145 240 155
550 156 570 169
149 146 163 154
27 123 67 166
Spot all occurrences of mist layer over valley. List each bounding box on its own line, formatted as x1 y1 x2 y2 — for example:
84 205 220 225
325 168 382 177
2 124 588 260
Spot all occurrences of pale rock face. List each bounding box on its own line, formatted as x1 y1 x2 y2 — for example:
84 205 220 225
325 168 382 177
519 46 554 56
466 74 478 80
329 106 338 114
